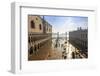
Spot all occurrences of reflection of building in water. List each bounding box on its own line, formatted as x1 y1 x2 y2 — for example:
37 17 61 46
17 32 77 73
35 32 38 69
69 27 88 57
28 15 52 55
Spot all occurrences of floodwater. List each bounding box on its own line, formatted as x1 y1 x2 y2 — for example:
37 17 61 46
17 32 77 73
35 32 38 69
28 38 87 61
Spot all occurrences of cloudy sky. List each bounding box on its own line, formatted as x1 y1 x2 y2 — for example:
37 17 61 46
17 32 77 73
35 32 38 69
42 16 88 34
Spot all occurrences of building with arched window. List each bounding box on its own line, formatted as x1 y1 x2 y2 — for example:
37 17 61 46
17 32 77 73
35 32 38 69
69 28 88 57
28 15 52 58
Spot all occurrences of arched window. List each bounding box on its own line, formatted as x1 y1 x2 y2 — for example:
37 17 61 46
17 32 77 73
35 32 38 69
31 20 35 28
39 24 42 30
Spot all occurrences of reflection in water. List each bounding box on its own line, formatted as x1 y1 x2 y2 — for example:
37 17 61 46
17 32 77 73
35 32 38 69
28 15 88 61
52 38 87 59
28 37 87 60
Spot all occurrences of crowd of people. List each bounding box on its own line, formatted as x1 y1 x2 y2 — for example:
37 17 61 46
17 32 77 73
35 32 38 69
28 41 39 55
28 37 77 59
52 38 76 59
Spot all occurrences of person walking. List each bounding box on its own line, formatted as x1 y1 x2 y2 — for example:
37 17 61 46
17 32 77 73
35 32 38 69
72 52 75 59
62 42 67 59
34 44 37 55
29 46 33 55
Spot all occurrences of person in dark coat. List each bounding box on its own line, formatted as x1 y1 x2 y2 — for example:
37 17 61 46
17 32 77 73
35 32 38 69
29 46 33 55
72 52 75 59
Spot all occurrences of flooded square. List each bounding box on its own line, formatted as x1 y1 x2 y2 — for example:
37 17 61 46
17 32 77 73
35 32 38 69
28 15 88 61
